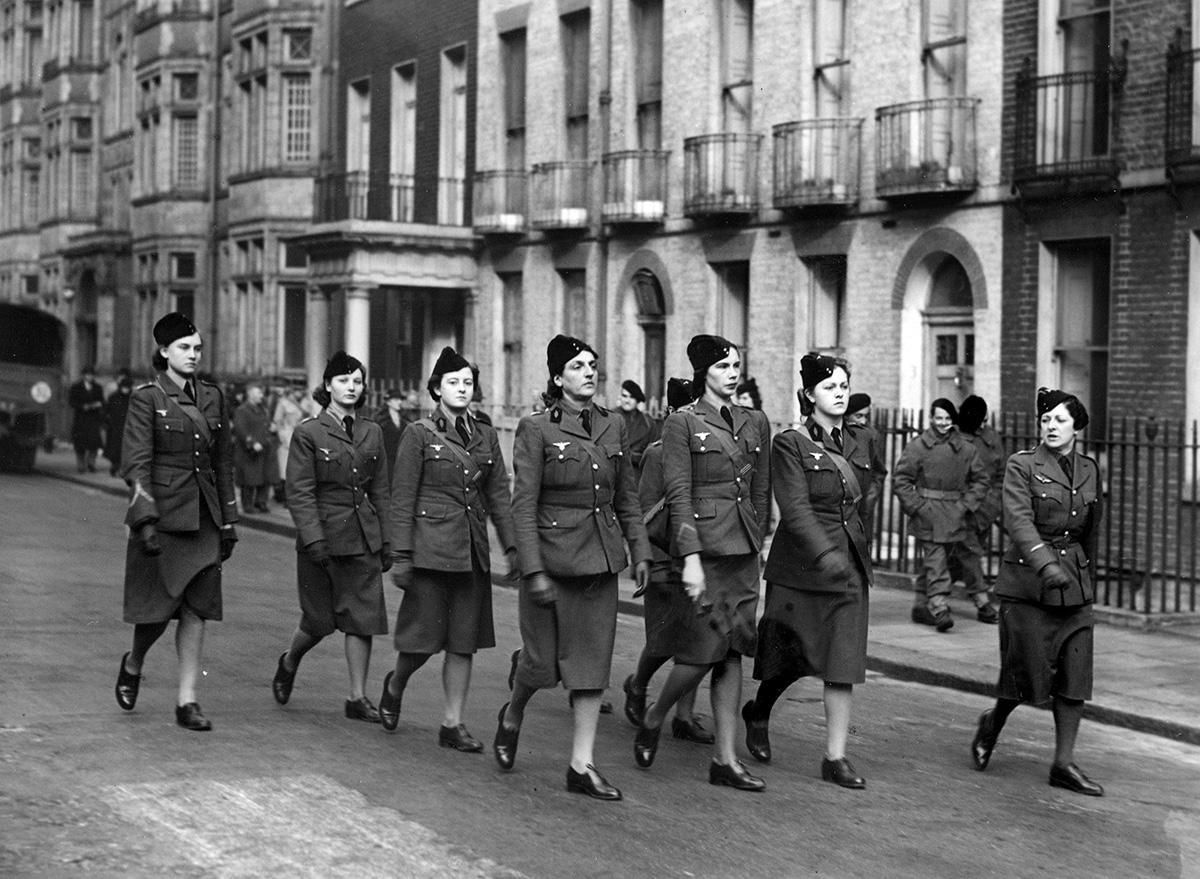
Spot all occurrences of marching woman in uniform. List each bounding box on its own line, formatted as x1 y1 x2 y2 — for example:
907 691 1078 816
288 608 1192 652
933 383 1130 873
379 347 517 751
495 335 651 801
971 388 1105 796
114 313 238 731
271 352 391 723
741 354 872 788
634 335 771 792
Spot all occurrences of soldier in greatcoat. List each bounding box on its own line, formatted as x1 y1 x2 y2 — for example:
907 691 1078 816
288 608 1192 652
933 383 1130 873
634 335 771 793
493 335 651 802
971 388 1105 796
378 347 517 752
270 352 391 723
113 313 239 732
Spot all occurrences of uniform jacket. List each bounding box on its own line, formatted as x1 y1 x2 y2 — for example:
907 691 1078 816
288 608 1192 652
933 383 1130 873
375 408 410 485
637 439 677 576
962 424 1005 530
68 379 105 449
661 398 771 558
232 400 277 486
121 373 238 533
891 427 988 543
511 401 651 579
621 408 661 471
389 410 516 572
764 420 872 592
851 422 888 538
286 410 390 556
995 444 1103 607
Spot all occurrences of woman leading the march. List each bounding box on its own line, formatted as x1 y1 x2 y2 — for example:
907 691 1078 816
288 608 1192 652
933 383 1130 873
634 335 771 792
380 347 517 751
495 335 651 801
971 388 1105 796
114 312 238 731
741 353 873 789
271 351 391 723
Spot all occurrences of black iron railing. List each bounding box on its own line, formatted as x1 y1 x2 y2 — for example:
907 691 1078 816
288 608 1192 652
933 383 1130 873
875 98 978 198
1013 59 1116 182
683 133 762 216
473 170 527 233
529 160 591 229
772 117 863 208
314 171 415 223
602 150 669 223
1166 42 1200 169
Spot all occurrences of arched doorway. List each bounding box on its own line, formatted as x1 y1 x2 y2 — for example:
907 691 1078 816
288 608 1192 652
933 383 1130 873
630 268 666 413
923 255 975 406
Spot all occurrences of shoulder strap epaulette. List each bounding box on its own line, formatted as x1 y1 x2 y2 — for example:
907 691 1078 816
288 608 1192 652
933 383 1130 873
134 381 157 392
594 404 610 417
1015 447 1035 455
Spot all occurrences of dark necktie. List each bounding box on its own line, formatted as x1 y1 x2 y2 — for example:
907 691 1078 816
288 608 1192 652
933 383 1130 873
343 415 354 439
455 415 471 445
720 406 735 433
831 427 844 452
183 381 196 403
1057 452 1073 484
581 408 592 436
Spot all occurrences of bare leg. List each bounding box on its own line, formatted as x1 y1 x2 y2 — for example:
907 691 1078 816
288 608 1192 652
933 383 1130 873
1052 696 1084 766
344 634 372 701
823 682 853 760
442 652 473 727
174 609 205 705
569 689 603 772
676 680 700 722
710 656 742 766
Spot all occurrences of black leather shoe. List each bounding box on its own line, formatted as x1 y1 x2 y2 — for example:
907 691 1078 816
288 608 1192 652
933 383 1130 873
742 700 771 763
344 697 381 723
623 675 647 727
634 714 662 769
672 715 716 744
507 649 519 691
709 759 766 792
971 709 997 771
115 652 141 711
493 703 520 771
439 723 484 753
566 764 622 800
821 757 865 789
379 671 402 731
272 652 296 706
175 702 213 731
976 603 999 624
912 604 954 631
600 699 614 715
1049 762 1104 796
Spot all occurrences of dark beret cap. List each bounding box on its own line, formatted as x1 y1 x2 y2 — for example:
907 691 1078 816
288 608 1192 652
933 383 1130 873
153 312 198 347
666 377 693 410
686 335 734 372
846 392 872 416
430 346 471 380
958 395 988 433
323 350 366 383
546 334 597 376
799 352 839 389
621 379 646 403
1037 387 1089 430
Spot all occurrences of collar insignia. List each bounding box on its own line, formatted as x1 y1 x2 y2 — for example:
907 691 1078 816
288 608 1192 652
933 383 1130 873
155 408 168 416
695 432 711 441
552 441 571 451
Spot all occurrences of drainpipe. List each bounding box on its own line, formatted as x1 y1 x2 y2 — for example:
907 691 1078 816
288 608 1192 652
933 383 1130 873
206 0 222 369
595 0 613 397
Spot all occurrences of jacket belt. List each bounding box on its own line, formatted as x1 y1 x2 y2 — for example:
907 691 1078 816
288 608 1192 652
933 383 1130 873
1047 535 1081 550
917 488 962 500
539 488 614 508
691 484 744 500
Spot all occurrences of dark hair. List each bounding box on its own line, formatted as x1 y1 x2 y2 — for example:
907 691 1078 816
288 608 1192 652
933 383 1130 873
735 378 761 410
152 350 168 371
544 378 564 402
797 360 851 416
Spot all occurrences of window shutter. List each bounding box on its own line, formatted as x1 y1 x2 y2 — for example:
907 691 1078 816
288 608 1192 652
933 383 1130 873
635 0 663 105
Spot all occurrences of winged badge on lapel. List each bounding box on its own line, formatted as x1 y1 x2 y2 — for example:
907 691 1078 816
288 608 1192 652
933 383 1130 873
156 409 169 416
430 443 444 452
695 432 711 442
553 441 571 451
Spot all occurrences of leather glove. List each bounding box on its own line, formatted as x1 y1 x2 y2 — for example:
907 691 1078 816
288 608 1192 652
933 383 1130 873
632 560 651 598
139 523 162 557
220 526 238 562
391 550 413 587
816 549 850 581
505 548 521 582
526 572 557 607
380 543 394 573
1039 562 1072 590
306 539 332 567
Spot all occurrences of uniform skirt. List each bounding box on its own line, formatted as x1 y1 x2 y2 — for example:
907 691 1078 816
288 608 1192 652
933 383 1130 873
296 552 388 638
643 568 684 660
996 599 1094 705
123 515 222 623
515 573 617 691
753 567 869 685
674 553 760 666
392 565 494 654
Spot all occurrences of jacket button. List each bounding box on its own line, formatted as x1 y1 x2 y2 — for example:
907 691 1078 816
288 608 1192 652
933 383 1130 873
552 521 558 526
735 477 741 483
595 507 600 513
194 434 200 439
594 484 600 490
559 454 564 460
592 464 599 470
700 446 706 452
694 513 699 519
467 506 471 511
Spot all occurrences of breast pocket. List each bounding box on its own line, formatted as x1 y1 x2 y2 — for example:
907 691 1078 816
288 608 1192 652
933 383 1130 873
154 416 190 452
543 444 589 486
1031 487 1067 524
316 454 347 484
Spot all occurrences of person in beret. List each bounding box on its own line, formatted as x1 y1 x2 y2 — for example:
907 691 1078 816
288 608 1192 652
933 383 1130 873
496 334 651 801
843 392 888 547
971 388 1105 797
617 378 660 471
734 377 761 411
741 353 873 789
378 348 517 752
634 335 771 792
892 398 991 631
621 378 713 745
113 312 239 731
952 395 1005 622
271 351 391 724
374 386 411 487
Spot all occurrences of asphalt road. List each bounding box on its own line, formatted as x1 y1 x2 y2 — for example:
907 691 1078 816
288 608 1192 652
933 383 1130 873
2 472 1198 879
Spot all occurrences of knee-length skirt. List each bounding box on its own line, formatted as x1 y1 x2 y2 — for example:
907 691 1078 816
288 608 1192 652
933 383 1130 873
996 599 1094 706
296 552 388 638
515 573 617 691
123 514 223 623
642 569 685 660
392 565 495 655
673 553 760 666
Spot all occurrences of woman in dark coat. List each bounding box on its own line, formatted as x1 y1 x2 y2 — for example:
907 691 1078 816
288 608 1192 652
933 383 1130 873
232 382 276 512
495 335 651 801
379 347 517 751
741 354 872 788
971 388 1105 796
635 335 771 792
68 366 105 472
270 352 391 723
616 379 659 471
113 313 239 731
103 374 134 477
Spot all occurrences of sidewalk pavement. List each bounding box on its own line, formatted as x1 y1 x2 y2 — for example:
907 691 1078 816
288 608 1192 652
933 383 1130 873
34 444 1200 747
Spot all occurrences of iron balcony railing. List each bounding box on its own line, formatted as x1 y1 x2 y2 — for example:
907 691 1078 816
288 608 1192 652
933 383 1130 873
1013 60 1116 183
1166 43 1200 171
529 160 592 229
313 172 467 225
875 97 978 198
683 133 762 216
772 117 863 208
473 170 527 234
602 150 669 223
